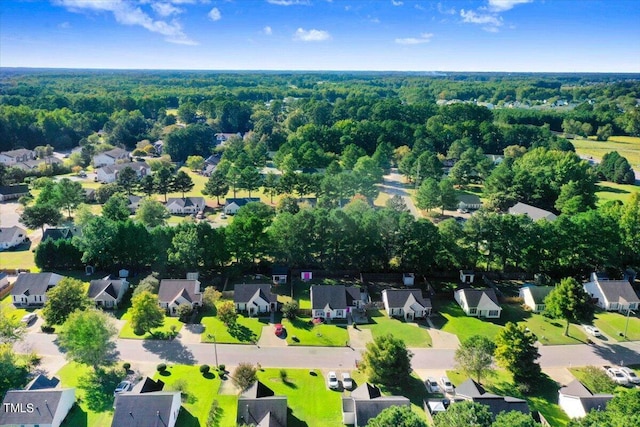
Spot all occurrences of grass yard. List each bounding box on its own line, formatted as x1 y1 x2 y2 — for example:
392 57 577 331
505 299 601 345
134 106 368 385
200 311 266 344
447 369 569 427
57 362 115 427
595 181 639 205
153 364 236 427
501 305 589 345
283 316 349 347
0 246 38 271
377 373 429 423
594 310 640 341
431 301 503 342
575 135 640 170
257 368 343 427
360 310 432 347
118 312 184 339
0 294 35 321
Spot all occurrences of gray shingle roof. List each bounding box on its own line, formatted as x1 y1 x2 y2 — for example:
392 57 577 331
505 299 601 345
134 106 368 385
560 380 613 413
237 381 288 427
0 184 29 196
11 273 63 297
383 289 431 309
131 377 165 394
457 288 500 308
0 226 26 245
166 197 205 209
158 279 202 305
88 278 126 301
508 202 557 221
25 374 60 390
0 389 72 425
456 379 529 416
311 285 361 310
597 280 640 304
348 383 410 427
521 285 554 304
225 197 261 207
234 284 277 304
111 392 179 427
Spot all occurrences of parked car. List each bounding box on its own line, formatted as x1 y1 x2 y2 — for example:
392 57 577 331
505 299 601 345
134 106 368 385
274 323 284 337
620 367 640 384
440 376 455 393
327 371 339 389
583 324 602 337
604 367 629 385
20 313 36 325
426 377 440 393
114 381 132 395
220 213 227 219
342 372 353 390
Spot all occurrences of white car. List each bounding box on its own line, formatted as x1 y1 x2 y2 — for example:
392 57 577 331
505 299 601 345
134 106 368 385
583 324 602 337
440 376 455 393
114 380 132 395
620 367 640 384
426 377 439 393
605 367 629 385
327 371 339 389
341 372 353 390
21 313 37 325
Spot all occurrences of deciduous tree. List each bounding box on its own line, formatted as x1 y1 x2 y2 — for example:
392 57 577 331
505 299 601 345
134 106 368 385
362 334 412 387
135 198 169 228
494 322 541 390
58 308 117 370
19 203 62 233
129 291 165 335
454 335 495 384
433 400 492 427
55 177 85 218
367 405 427 427
186 155 205 172
217 301 237 326
116 166 138 196
232 363 257 391
42 277 91 326
102 193 131 222
544 277 594 336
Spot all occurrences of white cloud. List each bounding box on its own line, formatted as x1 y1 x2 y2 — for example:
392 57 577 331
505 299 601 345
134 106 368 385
58 21 71 29
391 0 403 6
54 0 197 45
294 28 331 42
395 32 433 45
488 0 534 12
460 9 503 31
266 0 310 5
264 26 273 35
208 7 221 21
437 2 456 15
151 2 183 17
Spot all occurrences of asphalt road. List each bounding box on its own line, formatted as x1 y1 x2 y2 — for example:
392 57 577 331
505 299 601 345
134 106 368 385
16 332 640 371
380 168 421 219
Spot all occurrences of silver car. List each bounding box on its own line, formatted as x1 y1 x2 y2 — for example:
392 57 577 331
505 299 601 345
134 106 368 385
620 367 640 384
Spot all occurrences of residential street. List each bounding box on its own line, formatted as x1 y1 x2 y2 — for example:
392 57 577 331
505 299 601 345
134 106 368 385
380 168 421 218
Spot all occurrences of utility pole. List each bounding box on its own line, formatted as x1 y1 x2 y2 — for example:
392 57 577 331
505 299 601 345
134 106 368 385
624 308 635 339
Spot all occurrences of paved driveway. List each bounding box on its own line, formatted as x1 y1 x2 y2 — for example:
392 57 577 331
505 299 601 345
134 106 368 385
0 201 22 228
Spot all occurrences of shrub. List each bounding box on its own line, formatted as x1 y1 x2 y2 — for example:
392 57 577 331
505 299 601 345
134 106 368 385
123 362 131 370
157 363 167 372
200 364 210 374
279 369 288 382
41 324 55 333
218 364 225 372
232 363 257 391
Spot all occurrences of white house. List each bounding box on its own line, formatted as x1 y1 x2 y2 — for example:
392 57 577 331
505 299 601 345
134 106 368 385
558 380 613 419
233 283 278 315
0 388 76 427
166 197 205 214
454 288 502 318
382 289 432 321
310 285 363 320
93 147 130 167
11 273 63 307
519 285 554 313
583 272 639 313
0 148 35 165
223 197 261 215
88 276 129 309
0 184 30 202
457 194 482 211
0 226 28 251
508 202 557 222
158 279 202 316
112 392 181 427
95 162 149 184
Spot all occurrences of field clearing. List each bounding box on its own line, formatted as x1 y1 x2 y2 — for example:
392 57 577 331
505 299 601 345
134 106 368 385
574 136 640 169
595 181 639 205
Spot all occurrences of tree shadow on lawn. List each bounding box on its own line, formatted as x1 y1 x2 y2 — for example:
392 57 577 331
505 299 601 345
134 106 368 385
61 403 88 427
287 408 309 427
490 304 531 327
142 339 196 365
289 317 314 331
175 407 201 427
228 323 257 343
78 368 123 412
596 184 630 194
380 375 427 408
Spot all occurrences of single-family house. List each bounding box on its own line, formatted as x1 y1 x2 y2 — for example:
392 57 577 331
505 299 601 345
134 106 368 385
454 288 502 318
158 279 202 316
457 194 482 211
224 197 261 215
382 289 432 321
127 195 142 213
233 284 278 316
88 276 129 309
112 392 181 427
558 380 613 419
310 285 363 320
41 226 81 243
202 153 221 177
166 197 205 215
237 381 288 427
272 265 288 284
0 148 36 165
84 188 96 203
93 147 130 167
0 226 28 250
25 374 60 391
11 273 63 307
342 383 410 427
455 379 530 417
215 132 242 144
519 285 554 313
583 272 639 313
96 162 149 184
13 157 62 171
0 388 75 427
130 377 165 394
508 202 557 222
460 270 475 284
0 184 30 202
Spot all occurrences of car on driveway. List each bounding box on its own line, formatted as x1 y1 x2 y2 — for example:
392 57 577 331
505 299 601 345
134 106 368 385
342 372 353 390
426 377 439 393
327 371 339 389
21 313 37 325
620 367 640 384
440 376 455 394
114 381 132 395
604 366 629 385
274 323 284 337
582 324 602 337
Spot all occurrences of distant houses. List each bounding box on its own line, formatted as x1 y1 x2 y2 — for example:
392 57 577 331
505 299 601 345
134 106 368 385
0 184 30 202
0 148 36 165
166 196 205 215
95 162 149 184
93 147 130 167
224 197 261 215
508 202 557 222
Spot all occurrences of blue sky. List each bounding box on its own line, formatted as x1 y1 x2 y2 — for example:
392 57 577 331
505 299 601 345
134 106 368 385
1 0 639 72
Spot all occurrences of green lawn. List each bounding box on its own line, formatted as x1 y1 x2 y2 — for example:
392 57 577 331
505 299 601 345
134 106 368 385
377 373 429 423
0 247 38 271
118 311 184 339
200 311 266 344
153 365 236 427
594 310 640 341
447 369 569 427
573 135 640 170
501 305 589 345
283 316 349 347
360 310 432 347
431 301 503 342
0 294 36 322
57 362 115 427
595 181 639 205
257 368 343 427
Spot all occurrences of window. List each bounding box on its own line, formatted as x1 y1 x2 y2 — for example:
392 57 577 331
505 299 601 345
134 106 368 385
469 308 477 315
489 310 499 317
